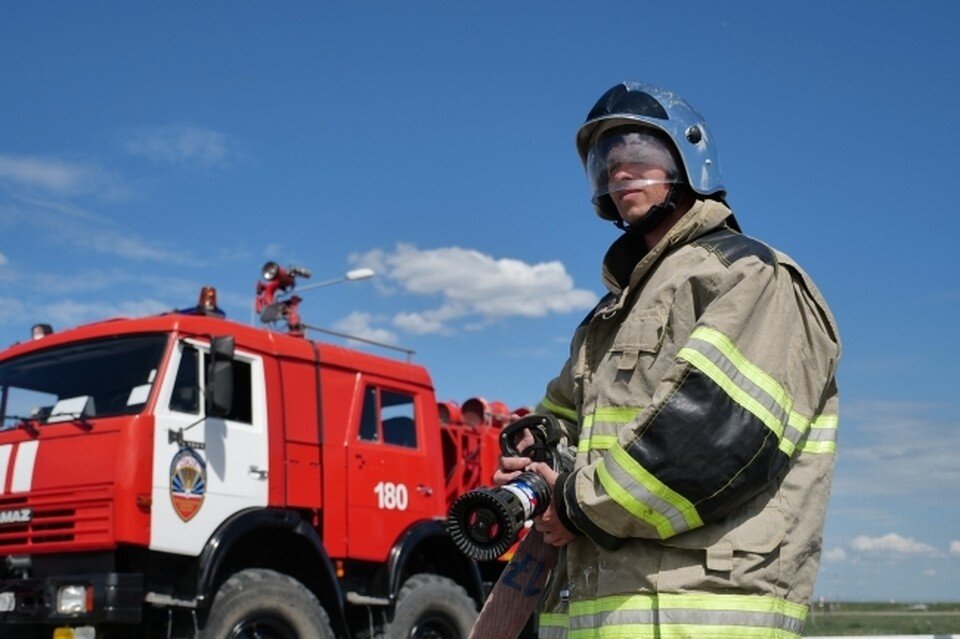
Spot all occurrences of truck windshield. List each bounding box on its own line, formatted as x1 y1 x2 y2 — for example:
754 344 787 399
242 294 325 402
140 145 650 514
0 334 168 429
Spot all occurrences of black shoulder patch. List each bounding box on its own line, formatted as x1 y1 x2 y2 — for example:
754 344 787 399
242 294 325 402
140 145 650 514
691 229 775 268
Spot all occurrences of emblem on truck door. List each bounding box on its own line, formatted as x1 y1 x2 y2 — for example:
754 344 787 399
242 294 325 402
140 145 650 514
170 449 206 522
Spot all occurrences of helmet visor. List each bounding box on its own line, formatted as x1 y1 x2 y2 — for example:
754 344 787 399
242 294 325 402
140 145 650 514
586 126 681 202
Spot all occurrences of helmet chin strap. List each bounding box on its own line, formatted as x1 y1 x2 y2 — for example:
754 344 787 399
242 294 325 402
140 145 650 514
614 185 679 234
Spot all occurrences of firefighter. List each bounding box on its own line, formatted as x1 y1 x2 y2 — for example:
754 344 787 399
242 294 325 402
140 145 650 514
497 82 841 638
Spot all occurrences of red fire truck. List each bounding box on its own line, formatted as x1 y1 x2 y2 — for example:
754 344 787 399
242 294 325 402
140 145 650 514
0 263 525 639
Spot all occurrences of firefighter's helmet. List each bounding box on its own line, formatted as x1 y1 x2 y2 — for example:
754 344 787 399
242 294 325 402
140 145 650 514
577 81 724 221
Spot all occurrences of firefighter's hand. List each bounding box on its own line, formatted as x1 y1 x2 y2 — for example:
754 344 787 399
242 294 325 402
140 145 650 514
493 453 531 486
526 461 576 547
535 504 576 547
493 426 535 486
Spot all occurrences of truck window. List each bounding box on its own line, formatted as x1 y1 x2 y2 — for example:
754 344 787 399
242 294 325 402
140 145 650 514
0 334 167 428
170 346 200 414
360 386 379 441
211 356 252 424
358 386 418 449
382 390 416 448
167 345 253 424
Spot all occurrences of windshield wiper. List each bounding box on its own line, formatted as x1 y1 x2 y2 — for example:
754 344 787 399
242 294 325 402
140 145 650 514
1 412 93 433
1 415 41 435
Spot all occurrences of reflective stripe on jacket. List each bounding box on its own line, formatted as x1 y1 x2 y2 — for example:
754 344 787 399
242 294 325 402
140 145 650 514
539 592 808 638
536 199 840 638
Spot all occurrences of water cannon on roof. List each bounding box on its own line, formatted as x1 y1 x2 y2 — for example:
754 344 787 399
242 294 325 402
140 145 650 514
254 261 375 337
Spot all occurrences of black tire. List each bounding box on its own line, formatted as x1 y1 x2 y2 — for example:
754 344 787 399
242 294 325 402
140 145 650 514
387 574 478 639
201 568 334 639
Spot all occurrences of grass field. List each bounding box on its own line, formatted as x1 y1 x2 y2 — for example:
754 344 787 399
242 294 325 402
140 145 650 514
805 602 960 636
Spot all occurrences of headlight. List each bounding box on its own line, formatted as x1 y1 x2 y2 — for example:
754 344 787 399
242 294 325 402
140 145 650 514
56 584 91 614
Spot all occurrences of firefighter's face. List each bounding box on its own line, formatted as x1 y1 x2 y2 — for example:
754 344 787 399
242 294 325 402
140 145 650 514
587 126 678 226
607 162 672 226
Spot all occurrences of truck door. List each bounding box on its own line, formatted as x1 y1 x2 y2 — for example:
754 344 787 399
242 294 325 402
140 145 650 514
150 338 269 556
346 383 439 560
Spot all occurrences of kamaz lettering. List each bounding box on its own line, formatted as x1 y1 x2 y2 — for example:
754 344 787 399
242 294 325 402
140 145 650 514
0 508 31 525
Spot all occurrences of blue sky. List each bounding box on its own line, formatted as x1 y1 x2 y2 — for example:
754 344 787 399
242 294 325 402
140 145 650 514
1 2 958 602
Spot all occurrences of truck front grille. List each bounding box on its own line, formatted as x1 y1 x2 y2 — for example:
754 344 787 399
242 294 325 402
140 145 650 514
0 486 113 552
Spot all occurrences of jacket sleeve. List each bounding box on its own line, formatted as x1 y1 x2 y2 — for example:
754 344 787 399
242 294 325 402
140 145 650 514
555 255 841 547
536 301 603 450
536 350 581 453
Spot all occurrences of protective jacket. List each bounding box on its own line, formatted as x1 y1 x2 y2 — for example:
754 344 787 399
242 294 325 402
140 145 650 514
537 199 840 639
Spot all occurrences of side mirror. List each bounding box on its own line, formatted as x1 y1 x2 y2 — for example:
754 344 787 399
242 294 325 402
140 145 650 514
205 336 235 417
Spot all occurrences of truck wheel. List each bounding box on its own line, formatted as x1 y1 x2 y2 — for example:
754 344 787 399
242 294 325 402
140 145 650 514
388 574 478 639
201 568 334 639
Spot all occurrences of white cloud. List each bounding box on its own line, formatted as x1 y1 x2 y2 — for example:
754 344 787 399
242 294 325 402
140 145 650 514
0 154 126 198
122 125 233 167
264 243 287 260
851 533 937 556
822 547 847 562
85 228 191 263
39 298 172 329
831 400 960 505
0 252 11 284
332 311 399 346
950 540 960 556
29 270 207 300
0 301 127 335
0 264 254 329
351 243 597 335
0 154 93 191
0 296 26 323
3 197 198 265
393 309 457 336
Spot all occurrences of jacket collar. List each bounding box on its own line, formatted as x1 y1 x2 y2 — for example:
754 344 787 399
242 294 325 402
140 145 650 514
601 199 738 298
